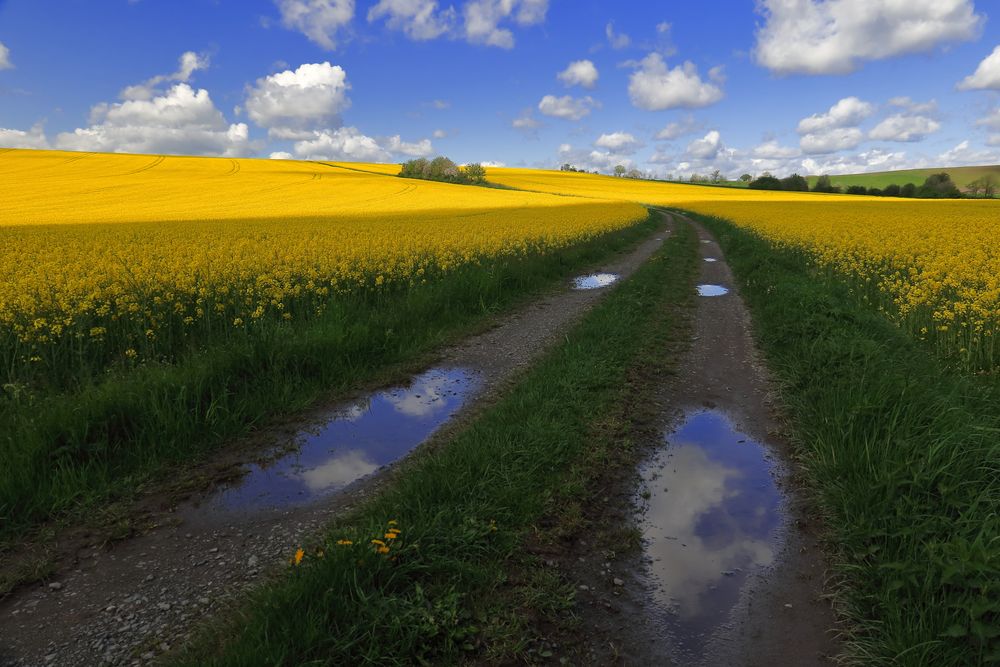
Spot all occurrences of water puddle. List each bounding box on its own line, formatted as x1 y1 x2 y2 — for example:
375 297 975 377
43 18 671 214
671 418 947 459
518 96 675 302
703 258 718 263
206 367 479 512
697 284 729 297
700 240 713 244
637 411 785 662
573 273 620 290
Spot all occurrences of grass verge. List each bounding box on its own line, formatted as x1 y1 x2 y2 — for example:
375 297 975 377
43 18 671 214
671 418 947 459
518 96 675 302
692 212 1000 666
176 220 698 665
0 214 658 551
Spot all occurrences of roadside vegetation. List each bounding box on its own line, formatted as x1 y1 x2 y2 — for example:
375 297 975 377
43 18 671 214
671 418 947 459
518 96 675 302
176 220 698 666
0 213 657 552
693 212 1000 666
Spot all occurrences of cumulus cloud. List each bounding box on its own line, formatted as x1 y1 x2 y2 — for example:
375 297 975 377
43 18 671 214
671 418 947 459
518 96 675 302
269 151 295 159
605 22 630 49
594 132 641 153
869 114 940 142
120 51 209 101
511 108 542 136
245 62 350 138
800 148 914 175
751 140 800 159
937 139 1000 166
796 96 873 134
55 82 251 156
0 42 12 70
463 0 548 48
799 127 864 154
276 0 355 50
628 54 723 111
957 45 1000 91
685 130 722 160
977 107 1000 130
292 127 433 161
537 94 597 120
367 0 455 40
558 142 634 173
754 0 982 75
655 115 701 140
557 60 599 89
0 124 49 149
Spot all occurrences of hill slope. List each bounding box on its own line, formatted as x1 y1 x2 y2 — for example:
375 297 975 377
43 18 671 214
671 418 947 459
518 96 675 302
806 165 1000 191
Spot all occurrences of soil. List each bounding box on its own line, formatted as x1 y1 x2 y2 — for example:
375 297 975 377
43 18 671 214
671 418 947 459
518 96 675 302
0 219 671 667
527 214 840 666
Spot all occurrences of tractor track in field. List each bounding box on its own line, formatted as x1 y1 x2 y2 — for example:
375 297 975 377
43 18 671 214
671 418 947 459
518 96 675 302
534 212 840 666
0 216 673 667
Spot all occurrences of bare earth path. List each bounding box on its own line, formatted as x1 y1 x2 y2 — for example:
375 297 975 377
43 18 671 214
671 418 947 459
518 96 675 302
549 213 839 665
0 219 671 667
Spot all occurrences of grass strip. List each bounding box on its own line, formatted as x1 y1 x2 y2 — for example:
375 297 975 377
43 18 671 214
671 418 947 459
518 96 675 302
692 212 1000 666
0 214 658 551
177 220 698 665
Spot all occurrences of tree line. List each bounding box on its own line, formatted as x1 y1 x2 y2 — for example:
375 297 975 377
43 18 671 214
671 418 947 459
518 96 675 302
742 171 996 199
399 157 486 185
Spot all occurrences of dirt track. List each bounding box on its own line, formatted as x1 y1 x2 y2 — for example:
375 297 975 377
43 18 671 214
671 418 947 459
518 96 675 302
0 218 671 667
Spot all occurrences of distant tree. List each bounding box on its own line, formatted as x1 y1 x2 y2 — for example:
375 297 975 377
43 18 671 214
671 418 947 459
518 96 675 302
711 169 723 183
399 158 429 178
918 172 961 198
882 183 901 197
867 187 883 196
900 182 917 197
626 168 643 179
812 174 840 193
614 165 626 177
968 174 997 197
780 173 809 191
560 163 573 172
748 175 782 190
461 163 487 184
846 185 868 195
739 173 753 183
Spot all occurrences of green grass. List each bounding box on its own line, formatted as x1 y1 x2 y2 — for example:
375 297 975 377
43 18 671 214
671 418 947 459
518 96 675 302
175 220 699 666
805 165 1000 192
0 214 658 550
692 212 1000 666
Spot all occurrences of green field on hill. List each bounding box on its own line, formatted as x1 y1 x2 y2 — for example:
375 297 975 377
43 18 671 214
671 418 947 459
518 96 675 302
806 165 1000 191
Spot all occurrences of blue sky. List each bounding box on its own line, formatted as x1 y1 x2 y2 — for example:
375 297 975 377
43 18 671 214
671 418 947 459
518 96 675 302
2 0 1000 177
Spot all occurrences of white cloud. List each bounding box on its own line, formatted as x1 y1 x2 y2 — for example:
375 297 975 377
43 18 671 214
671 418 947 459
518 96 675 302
655 115 700 140
0 42 13 70
606 22 630 49
463 0 547 48
120 51 209 101
888 96 938 115
479 160 506 167
276 0 355 50
987 135 1000 147
537 94 597 121
751 140 800 159
628 54 724 111
557 142 635 173
594 131 640 153
796 96 873 134
292 127 433 161
557 60 599 89
55 82 250 156
869 114 940 142
801 148 913 175
269 151 295 159
957 45 1000 91
754 0 982 75
367 0 455 40
0 124 49 149
428 99 450 110
937 139 1000 166
799 127 864 154
685 130 722 160
245 63 350 139
512 108 542 134
432 128 447 138
977 107 1000 131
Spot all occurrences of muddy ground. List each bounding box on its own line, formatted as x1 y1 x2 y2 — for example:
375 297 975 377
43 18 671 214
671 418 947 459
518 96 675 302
528 214 839 666
0 219 671 667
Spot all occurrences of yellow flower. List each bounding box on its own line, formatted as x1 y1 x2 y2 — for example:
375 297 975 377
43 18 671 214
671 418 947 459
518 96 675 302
336 539 353 546
292 548 304 566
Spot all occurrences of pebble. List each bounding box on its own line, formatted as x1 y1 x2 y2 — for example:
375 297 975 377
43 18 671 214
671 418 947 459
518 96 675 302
48 583 63 591
612 578 624 587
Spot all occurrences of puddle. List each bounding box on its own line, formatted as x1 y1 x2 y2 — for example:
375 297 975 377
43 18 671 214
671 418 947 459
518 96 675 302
697 284 729 297
206 368 479 512
637 411 785 662
573 273 620 290
700 240 713 244
703 258 718 263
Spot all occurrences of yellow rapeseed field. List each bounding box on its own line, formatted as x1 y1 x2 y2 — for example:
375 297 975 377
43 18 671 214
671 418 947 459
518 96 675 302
491 169 1000 369
0 150 644 380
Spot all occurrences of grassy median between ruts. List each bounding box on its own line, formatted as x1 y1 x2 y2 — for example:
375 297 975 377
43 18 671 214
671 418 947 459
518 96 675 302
694 212 1000 667
177 221 698 665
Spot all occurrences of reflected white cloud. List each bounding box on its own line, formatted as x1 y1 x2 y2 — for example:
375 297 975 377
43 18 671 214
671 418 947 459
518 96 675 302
384 370 462 418
300 449 379 492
